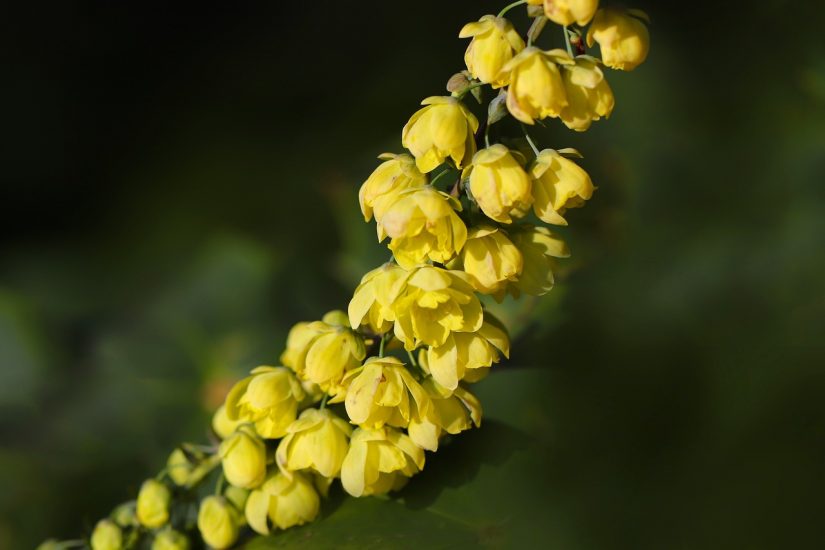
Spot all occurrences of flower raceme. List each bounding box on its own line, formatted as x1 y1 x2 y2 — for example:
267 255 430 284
502 47 574 125
402 96 479 173
276 408 353 479
466 145 533 224
359 153 426 222
459 15 525 88
225 366 305 439
587 8 650 71
531 148 595 225
340 426 425 497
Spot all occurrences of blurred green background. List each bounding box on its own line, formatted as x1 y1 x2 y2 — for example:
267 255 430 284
3 1 825 548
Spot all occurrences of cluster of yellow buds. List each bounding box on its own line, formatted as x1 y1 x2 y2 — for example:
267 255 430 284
41 1 648 548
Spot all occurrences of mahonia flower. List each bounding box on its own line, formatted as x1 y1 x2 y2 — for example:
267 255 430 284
280 311 366 391
509 225 570 296
541 0 599 26
531 148 595 225
501 47 574 125
245 471 320 534
559 56 614 131
466 145 533 223
390 265 483 350
151 528 190 550
587 8 650 71
419 316 510 390
402 96 479 173
359 153 426 222
276 408 352 478
136 479 171 529
197 496 239 550
90 520 122 550
458 226 523 296
340 357 429 429
341 426 425 497
376 186 467 269
348 262 407 334
219 425 267 489
459 15 525 88
224 366 305 439
211 404 243 440
407 380 482 451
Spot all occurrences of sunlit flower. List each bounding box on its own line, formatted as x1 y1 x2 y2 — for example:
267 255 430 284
501 47 574 125
531 148 595 225
586 8 650 71
402 96 479 173
224 366 305 439
459 15 525 87
276 408 352 478
245 472 320 534
341 426 425 497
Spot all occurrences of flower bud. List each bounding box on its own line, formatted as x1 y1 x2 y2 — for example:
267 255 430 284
509 225 570 297
348 262 408 334
402 96 479 173
501 47 574 125
90 519 123 550
197 496 240 550
343 357 429 429
151 528 190 550
219 425 267 489
359 153 426 223
466 145 533 223
531 148 594 225
586 8 650 71
224 366 305 439
276 408 352 478
341 426 425 497
166 448 193 487
542 0 599 26
212 404 243 440
245 472 320 534
136 479 171 529
111 501 137 528
459 15 524 88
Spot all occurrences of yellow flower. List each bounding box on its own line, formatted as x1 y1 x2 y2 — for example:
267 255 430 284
531 148 595 225
341 426 425 497
419 315 510 390
402 96 479 173
359 153 426 222
341 357 429 429
542 0 599 26
466 145 533 223
509 225 570 297
459 15 525 88
586 8 650 71
112 502 137 528
245 471 320 534
390 265 483 350
280 311 366 390
501 47 574 125
457 226 522 296
407 380 482 451
197 496 239 550
90 519 122 550
166 448 193 487
219 426 267 489
136 479 171 529
276 408 353 478
348 262 408 334
376 186 467 269
224 366 305 439
211 404 243 440
559 56 614 131
151 529 190 550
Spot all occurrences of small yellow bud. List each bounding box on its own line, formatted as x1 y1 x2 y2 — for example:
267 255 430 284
402 96 479 173
459 15 525 88
586 8 650 71
197 496 239 550
219 425 267 489
90 519 123 550
542 0 599 26
466 145 533 223
509 225 570 297
376 186 467 269
245 472 320 534
341 426 424 497
419 315 510 391
166 448 193 487
224 366 305 439
342 357 429 429
136 479 171 529
111 501 137 528
36 540 61 550
501 47 574 125
531 148 595 225
359 153 426 222
276 408 352 478
348 262 408 334
212 404 244 440
280 313 366 391
407 380 482 451
458 226 523 296
151 528 190 550
389 266 483 350
559 57 614 131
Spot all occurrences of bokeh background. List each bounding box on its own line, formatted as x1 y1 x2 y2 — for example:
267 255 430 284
3 1 825 548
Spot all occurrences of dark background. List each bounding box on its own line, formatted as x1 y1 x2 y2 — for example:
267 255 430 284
2 1 825 548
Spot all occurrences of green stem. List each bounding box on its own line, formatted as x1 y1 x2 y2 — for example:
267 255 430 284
379 334 387 357
55 540 86 549
406 349 418 368
319 394 329 410
484 123 492 148
498 0 527 17
429 168 453 189
214 471 226 496
520 123 541 156
563 25 574 57
455 81 485 99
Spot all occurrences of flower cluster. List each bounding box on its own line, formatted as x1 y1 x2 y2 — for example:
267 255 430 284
41 1 649 549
